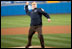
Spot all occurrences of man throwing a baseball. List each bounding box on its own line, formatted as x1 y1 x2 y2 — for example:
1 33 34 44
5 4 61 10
25 1 51 48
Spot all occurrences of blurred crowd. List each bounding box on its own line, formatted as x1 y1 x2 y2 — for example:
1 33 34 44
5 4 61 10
1 1 71 6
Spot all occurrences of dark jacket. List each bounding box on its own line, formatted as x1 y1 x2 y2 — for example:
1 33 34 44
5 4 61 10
25 5 50 26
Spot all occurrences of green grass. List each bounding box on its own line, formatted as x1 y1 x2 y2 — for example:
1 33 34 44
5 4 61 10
1 14 71 48
1 14 71 28
1 33 71 48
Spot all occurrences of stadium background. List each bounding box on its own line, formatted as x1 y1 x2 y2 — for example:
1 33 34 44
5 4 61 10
1 1 71 48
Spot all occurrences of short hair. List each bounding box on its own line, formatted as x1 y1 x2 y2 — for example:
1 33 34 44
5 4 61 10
31 1 37 5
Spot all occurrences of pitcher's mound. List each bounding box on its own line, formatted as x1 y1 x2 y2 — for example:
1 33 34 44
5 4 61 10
12 46 53 48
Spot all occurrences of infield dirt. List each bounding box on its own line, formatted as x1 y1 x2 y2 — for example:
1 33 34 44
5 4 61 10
1 25 71 35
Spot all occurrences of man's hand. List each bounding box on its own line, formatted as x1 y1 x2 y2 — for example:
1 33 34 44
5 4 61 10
48 19 51 22
26 1 29 5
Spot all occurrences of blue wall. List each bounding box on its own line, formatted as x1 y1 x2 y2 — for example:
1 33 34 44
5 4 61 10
37 2 71 14
1 5 26 16
1 2 71 16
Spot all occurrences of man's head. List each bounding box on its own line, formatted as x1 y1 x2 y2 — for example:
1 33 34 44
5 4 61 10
31 2 37 9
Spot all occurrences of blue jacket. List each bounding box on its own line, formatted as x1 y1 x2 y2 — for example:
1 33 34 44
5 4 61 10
25 5 50 26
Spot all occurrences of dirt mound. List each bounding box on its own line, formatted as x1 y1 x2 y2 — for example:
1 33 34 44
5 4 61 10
11 46 53 48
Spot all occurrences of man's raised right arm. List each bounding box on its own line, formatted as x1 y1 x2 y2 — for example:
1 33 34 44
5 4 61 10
25 2 30 16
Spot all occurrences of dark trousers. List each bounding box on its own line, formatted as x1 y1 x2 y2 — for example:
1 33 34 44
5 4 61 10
26 25 44 48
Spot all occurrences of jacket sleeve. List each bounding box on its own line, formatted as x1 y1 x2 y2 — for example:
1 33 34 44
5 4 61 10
25 5 30 16
38 8 50 19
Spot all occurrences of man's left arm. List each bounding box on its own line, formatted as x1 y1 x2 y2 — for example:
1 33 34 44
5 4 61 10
38 8 51 22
